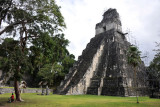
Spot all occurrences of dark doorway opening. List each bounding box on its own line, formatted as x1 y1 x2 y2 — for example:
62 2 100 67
103 26 106 31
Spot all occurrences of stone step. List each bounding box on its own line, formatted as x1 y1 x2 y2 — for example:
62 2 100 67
103 80 118 87
101 87 125 96
102 77 123 87
90 80 101 87
91 77 101 80
86 87 98 95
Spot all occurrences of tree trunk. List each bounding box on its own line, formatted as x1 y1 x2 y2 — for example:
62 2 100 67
14 78 21 101
134 67 139 103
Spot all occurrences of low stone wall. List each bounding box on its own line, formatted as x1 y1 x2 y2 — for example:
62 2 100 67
0 88 14 93
0 88 53 94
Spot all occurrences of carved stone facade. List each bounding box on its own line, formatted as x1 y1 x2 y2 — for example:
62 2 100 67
56 8 148 96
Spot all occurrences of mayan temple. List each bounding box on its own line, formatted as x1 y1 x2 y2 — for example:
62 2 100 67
56 8 148 96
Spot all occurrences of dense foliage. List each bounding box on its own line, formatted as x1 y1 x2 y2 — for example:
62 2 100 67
148 43 160 97
149 43 160 76
127 45 141 67
29 33 75 87
0 38 31 82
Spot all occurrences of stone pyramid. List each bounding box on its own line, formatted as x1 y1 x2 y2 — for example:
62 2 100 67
56 8 148 96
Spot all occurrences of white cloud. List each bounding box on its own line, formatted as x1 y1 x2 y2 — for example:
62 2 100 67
56 0 160 66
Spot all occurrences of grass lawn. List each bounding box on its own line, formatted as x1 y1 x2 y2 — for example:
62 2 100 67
0 93 160 107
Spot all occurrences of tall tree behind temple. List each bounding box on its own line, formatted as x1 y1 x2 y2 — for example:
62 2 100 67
0 0 66 101
149 42 160 78
127 45 141 103
148 42 160 96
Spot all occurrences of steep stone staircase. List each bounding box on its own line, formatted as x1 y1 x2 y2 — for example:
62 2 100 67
87 77 101 95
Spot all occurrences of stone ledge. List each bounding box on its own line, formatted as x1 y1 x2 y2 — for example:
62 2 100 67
0 88 53 94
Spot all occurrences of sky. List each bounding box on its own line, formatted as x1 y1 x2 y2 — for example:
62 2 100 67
56 0 160 66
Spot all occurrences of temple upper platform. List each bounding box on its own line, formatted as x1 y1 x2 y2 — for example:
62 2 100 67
95 8 122 35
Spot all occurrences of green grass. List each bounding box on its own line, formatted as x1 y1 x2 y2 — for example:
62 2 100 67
0 93 160 107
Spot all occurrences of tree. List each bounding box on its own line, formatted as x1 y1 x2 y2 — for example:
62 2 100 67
127 45 141 103
148 42 160 97
29 33 75 87
149 54 160 76
150 42 160 74
0 38 32 100
0 0 65 101
0 38 19 78
37 63 63 86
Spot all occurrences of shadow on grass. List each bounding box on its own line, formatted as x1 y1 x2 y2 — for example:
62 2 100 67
0 97 27 107
0 98 9 107
72 102 155 107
